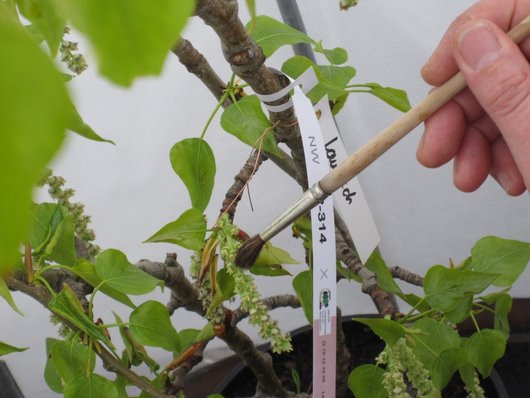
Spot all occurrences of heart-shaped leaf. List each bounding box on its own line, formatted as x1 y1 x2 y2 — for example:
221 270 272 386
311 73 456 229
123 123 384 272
220 95 282 156
129 300 180 352
471 236 530 287
95 249 161 295
348 364 386 398
170 138 216 212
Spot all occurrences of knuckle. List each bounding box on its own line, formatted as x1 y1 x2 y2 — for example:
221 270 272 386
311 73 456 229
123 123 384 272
484 68 530 119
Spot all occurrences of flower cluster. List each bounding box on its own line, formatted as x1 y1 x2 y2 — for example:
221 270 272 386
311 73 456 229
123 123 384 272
60 27 87 75
377 338 435 398
215 215 292 353
41 171 100 258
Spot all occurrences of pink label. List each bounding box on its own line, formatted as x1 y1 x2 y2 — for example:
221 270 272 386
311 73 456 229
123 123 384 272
313 317 337 397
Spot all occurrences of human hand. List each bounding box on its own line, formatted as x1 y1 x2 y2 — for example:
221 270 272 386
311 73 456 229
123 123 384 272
417 0 530 196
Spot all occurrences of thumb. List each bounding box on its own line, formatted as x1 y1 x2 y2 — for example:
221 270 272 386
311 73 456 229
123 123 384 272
454 20 530 189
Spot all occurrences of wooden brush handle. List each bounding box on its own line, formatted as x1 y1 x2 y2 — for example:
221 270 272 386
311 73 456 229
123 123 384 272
319 14 530 195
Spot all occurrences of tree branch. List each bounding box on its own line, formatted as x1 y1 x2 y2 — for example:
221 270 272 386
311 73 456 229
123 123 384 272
390 266 424 287
173 37 229 105
335 233 397 317
231 294 301 325
220 149 268 221
6 272 171 398
136 254 203 315
195 0 308 188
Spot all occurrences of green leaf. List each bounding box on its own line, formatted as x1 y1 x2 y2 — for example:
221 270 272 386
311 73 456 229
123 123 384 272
0 9 69 273
208 268 235 314
44 338 63 393
348 364 386 398
195 322 216 343
72 260 135 309
16 0 65 56
314 42 348 65
29 203 76 265
281 56 356 102
114 312 158 372
352 317 405 347
424 265 498 313
129 300 180 352
245 0 256 32
59 0 194 86
249 15 314 57
410 318 460 369
463 329 506 377
179 328 200 351
292 270 312 323
360 83 411 112
95 249 161 295
67 100 114 144
48 285 113 347
493 294 512 339
144 208 206 250
0 278 23 315
50 339 95 382
459 363 476 392
0 341 28 356
471 236 530 287
64 373 118 398
217 268 236 300
169 138 216 212
431 347 467 390
364 250 402 295
397 293 431 313
250 242 297 276
444 295 473 323
220 95 281 156
250 263 291 277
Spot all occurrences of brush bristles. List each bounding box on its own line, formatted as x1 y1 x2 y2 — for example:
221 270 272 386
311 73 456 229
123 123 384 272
235 235 265 269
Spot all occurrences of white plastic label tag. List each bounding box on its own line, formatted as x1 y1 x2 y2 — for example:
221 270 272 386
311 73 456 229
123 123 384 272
292 75 337 398
314 97 380 263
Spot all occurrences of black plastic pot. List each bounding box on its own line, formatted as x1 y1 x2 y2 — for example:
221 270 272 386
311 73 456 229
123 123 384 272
185 299 530 398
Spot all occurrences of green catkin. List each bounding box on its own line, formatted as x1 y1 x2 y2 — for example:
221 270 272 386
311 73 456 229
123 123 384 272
42 173 100 258
215 215 292 353
60 27 88 75
378 338 436 398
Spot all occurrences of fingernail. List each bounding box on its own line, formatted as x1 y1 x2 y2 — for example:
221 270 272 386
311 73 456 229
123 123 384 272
496 171 513 194
458 23 501 71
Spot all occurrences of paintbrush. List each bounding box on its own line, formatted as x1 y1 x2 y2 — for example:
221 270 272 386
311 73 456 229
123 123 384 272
235 15 530 269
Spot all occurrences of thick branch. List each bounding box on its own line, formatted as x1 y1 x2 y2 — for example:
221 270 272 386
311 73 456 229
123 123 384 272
173 37 229 105
335 234 397 317
195 0 307 188
136 254 203 314
390 266 424 287
137 255 289 396
231 294 301 325
221 324 291 397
